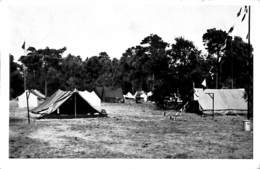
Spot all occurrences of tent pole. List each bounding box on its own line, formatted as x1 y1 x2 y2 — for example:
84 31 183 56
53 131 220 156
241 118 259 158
26 90 30 124
212 93 215 119
74 93 77 118
206 92 214 119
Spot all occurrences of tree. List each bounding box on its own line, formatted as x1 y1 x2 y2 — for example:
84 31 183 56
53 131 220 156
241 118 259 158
202 28 229 88
167 37 203 103
140 34 169 106
82 56 101 90
60 54 83 91
10 54 24 99
119 34 169 97
19 46 66 96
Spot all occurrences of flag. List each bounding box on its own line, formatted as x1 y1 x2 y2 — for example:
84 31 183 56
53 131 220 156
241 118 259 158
228 26 234 34
220 42 226 51
241 13 246 22
218 56 222 63
237 7 242 17
201 79 207 88
244 6 248 13
209 66 214 79
21 41 25 49
246 33 249 39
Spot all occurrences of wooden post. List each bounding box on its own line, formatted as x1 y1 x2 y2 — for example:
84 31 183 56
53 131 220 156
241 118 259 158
212 93 215 119
44 78 48 97
216 55 219 89
23 47 27 91
26 90 30 124
23 66 27 91
74 93 77 118
206 93 214 119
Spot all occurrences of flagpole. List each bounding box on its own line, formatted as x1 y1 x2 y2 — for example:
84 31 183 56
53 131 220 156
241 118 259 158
23 45 27 91
22 41 30 124
247 5 251 119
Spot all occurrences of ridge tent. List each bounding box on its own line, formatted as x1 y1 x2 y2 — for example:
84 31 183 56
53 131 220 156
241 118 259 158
186 88 247 115
124 92 135 99
18 89 46 108
147 91 153 97
31 89 103 118
140 93 148 102
103 87 124 103
94 86 124 103
134 91 147 102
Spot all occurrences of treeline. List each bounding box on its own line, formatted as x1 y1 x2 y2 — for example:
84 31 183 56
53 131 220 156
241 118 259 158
10 28 253 112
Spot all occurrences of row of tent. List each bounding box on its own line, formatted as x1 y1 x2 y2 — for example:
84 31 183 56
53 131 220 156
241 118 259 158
123 91 153 102
17 87 154 111
17 87 125 109
17 87 128 118
17 87 247 117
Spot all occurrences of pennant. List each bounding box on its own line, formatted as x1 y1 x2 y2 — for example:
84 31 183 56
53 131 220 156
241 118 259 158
210 72 214 80
218 56 222 63
209 66 213 73
209 66 214 80
246 33 249 39
237 7 242 17
241 13 246 22
220 42 226 51
228 26 234 34
201 79 207 88
21 41 25 49
244 6 248 13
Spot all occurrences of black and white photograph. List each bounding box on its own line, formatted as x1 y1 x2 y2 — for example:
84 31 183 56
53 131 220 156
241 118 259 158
1 0 260 168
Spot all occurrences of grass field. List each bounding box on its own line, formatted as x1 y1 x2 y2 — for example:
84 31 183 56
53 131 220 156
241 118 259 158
9 100 253 158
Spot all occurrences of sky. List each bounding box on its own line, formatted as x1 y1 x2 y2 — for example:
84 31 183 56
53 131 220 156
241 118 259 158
7 0 250 61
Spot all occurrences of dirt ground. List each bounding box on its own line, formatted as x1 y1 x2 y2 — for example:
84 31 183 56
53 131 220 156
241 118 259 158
9 100 253 158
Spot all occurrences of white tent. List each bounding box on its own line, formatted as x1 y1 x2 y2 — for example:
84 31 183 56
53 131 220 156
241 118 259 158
194 88 247 114
140 93 148 102
18 89 45 108
193 88 204 101
124 92 135 99
133 91 148 102
147 91 153 97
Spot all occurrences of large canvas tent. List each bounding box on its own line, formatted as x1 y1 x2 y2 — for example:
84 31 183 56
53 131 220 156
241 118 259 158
18 89 45 108
95 87 124 103
31 89 103 118
189 88 247 115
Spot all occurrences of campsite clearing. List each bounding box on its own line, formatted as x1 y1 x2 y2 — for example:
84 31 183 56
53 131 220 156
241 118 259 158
9 101 253 158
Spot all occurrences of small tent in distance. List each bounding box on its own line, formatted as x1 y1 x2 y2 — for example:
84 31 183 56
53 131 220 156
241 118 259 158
95 86 124 103
18 89 45 108
31 89 106 118
123 92 135 100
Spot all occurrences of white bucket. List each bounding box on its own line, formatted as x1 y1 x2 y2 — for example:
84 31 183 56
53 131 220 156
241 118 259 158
243 120 251 131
